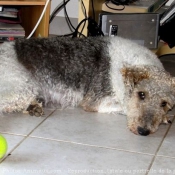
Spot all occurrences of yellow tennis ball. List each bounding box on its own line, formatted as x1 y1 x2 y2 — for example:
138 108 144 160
0 135 8 159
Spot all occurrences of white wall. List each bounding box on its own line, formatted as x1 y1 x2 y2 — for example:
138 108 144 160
51 0 78 18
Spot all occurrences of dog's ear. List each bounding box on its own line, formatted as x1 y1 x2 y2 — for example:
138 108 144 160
121 67 149 85
171 77 175 90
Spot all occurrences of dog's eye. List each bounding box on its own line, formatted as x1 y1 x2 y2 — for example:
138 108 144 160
138 92 145 100
161 101 167 107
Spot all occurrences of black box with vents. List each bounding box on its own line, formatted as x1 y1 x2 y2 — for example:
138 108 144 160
99 13 160 49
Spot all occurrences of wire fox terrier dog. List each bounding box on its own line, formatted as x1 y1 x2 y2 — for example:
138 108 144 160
0 36 175 136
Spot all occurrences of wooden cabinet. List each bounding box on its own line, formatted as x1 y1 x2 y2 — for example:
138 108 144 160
0 0 51 37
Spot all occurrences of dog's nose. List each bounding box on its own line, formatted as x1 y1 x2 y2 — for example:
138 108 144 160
137 126 150 136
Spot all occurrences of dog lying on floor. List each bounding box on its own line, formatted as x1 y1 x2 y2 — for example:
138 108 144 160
0 36 175 136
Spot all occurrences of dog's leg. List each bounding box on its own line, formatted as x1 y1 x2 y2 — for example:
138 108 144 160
98 96 123 114
0 94 37 115
81 102 99 112
0 82 39 115
0 42 42 116
25 99 44 117
81 96 123 114
0 94 44 117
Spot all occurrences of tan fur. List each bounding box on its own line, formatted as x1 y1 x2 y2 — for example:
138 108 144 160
123 66 175 135
121 67 149 85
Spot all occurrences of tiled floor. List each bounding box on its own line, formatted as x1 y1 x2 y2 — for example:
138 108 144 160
0 108 172 175
1 55 175 175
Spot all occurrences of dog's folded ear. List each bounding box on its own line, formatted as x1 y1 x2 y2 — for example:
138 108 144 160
121 67 149 85
171 77 175 88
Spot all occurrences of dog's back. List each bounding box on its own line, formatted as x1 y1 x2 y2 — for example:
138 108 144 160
14 37 112 107
0 36 165 112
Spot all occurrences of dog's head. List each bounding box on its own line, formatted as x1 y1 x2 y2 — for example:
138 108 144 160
122 66 175 136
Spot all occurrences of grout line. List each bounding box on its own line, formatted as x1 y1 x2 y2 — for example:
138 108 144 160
145 116 175 175
156 154 175 159
26 110 57 136
0 110 56 164
29 135 155 157
0 132 27 137
2 131 175 160
0 137 27 163
0 109 56 137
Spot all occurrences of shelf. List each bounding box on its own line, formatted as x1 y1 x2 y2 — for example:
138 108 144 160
0 0 50 37
0 0 46 5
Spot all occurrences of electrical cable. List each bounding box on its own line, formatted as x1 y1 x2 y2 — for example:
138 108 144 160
105 0 125 11
72 18 88 38
56 0 87 38
63 0 76 31
49 0 70 24
78 0 87 37
52 0 86 38
50 0 103 38
91 0 95 20
27 0 50 39
75 0 104 37
79 0 87 18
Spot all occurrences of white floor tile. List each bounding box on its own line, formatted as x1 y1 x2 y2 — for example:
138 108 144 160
0 137 153 175
0 109 54 135
148 156 175 174
31 108 170 154
157 119 175 158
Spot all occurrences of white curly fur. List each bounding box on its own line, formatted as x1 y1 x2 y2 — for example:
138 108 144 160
99 37 164 114
40 83 84 108
0 42 38 112
0 36 174 135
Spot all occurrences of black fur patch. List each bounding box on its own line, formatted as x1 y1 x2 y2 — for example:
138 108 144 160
15 37 112 99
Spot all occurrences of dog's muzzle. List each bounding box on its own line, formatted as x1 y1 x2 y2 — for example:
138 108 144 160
137 126 150 136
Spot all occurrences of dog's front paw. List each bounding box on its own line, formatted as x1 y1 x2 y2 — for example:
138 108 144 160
162 115 172 124
27 104 44 117
26 100 44 117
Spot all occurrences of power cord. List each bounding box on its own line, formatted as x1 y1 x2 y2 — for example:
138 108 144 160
105 0 138 11
105 0 125 11
50 0 104 38
50 0 86 37
88 17 104 36
78 0 87 37
88 0 104 36
49 0 70 24
91 0 95 20
63 0 76 32
27 0 50 39
74 0 104 37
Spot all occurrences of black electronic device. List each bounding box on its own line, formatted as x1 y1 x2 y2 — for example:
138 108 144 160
99 13 160 49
